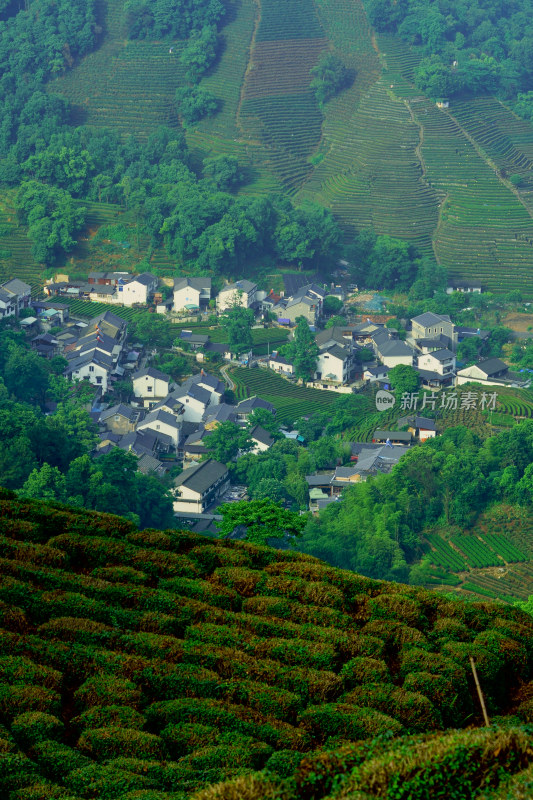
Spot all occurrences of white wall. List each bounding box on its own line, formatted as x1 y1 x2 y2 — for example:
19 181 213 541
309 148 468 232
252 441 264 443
72 362 108 392
133 375 169 403
173 286 201 312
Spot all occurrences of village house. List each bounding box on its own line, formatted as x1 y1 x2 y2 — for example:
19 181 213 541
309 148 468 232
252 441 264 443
408 416 437 442
173 277 212 312
410 312 456 350
268 353 295 376
234 396 276 424
172 459 230 513
456 358 531 388
98 404 143 435
120 273 158 306
217 279 258 311
372 430 412 446
0 278 31 316
418 348 456 378
133 367 173 408
249 425 275 454
180 372 225 406
314 344 352 384
137 408 182 447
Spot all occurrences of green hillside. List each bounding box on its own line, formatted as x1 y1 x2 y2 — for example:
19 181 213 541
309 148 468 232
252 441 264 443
0 0 530 294
1 487 533 799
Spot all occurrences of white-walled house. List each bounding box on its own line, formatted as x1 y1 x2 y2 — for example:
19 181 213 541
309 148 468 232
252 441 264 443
173 277 212 312
66 351 113 393
175 385 212 422
249 425 275 454
137 409 181 447
418 348 456 377
456 358 530 388
133 367 172 408
0 278 31 314
376 339 415 368
0 287 17 319
120 273 158 306
315 345 351 383
180 372 224 405
411 312 456 349
217 280 257 311
172 459 229 513
268 354 295 376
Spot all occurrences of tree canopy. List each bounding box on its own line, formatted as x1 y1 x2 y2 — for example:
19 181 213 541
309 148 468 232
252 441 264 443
282 316 319 381
215 498 307 546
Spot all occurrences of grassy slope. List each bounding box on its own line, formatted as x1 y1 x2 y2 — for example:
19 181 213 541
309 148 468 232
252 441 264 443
0 488 532 800
3 0 533 293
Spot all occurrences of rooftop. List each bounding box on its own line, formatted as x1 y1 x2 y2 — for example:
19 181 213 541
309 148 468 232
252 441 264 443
173 459 228 494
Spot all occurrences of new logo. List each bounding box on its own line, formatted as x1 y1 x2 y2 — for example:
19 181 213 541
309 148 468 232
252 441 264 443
375 390 396 411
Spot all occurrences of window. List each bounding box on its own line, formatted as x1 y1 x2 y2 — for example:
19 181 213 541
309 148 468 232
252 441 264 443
147 386 153 392
89 366 94 372
115 415 120 421
96 377 102 384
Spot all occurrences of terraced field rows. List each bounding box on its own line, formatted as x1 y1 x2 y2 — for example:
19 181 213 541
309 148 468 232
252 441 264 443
239 0 326 193
231 366 339 422
0 199 43 293
48 0 186 138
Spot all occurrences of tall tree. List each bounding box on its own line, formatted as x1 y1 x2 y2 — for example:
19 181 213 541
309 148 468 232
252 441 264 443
283 316 319 381
220 302 254 356
215 499 306 546
204 421 253 463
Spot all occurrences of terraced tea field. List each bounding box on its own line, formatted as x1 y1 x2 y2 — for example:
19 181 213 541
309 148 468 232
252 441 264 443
231 366 339 422
0 197 43 293
48 0 186 139
52 296 151 322
238 0 327 193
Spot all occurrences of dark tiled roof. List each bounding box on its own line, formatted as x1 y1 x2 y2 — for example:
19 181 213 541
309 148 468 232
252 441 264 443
133 367 171 383
249 425 275 448
173 459 228 494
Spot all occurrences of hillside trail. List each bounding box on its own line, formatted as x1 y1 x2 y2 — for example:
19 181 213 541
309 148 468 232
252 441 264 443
235 0 264 146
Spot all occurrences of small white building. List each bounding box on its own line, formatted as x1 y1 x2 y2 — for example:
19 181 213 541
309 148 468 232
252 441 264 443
66 351 113 393
172 459 229 514
455 358 530 388
137 408 181 447
0 278 32 315
376 339 415 368
217 279 257 311
133 367 172 408
418 348 456 377
249 425 275 454
315 345 351 383
173 277 212 312
268 354 295 376
120 273 158 306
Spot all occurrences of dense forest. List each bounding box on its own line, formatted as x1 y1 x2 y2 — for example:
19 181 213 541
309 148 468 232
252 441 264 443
365 0 533 106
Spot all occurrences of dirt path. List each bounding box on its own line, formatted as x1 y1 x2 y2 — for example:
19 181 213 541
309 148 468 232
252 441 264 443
220 363 235 391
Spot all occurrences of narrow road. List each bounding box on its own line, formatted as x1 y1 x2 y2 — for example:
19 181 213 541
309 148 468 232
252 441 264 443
220 363 235 391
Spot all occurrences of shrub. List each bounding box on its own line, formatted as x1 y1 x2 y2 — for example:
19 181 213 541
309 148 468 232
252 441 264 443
0 685 61 719
0 751 41 791
159 578 240 611
0 600 28 633
211 567 264 597
120 632 185 662
74 674 141 709
8 783 81 799
11 712 63 747
72 705 145 732
403 671 470 727
430 617 472 643
141 663 221 701
0 656 62 689
92 566 148 584
31 740 91 780
297 702 403 742
38 617 116 647
146 698 308 750
181 739 272 772
369 594 423 628
253 637 336 670
161 722 218 758
218 680 302 721
362 620 428 651
65 764 157 797
189 773 281 800
175 87 218 126
77 727 163 761
340 657 391 689
265 748 304 778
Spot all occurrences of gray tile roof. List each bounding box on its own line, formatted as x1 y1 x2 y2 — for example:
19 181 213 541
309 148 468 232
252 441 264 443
415 417 436 431
133 367 171 383
424 348 454 362
373 430 412 442
236 396 276 415
472 358 508 376
249 425 275 448
139 408 180 429
412 312 452 327
220 279 256 294
132 272 157 286
173 459 228 494
174 277 211 291
378 340 414 358
2 278 31 294
99 403 139 422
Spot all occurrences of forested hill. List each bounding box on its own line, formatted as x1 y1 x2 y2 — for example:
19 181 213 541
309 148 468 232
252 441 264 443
1 487 533 799
1 0 533 295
